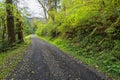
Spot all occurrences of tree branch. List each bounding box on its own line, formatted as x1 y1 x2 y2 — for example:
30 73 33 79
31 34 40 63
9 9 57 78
38 0 48 21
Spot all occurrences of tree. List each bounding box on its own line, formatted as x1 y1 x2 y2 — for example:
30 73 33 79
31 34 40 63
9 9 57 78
38 0 48 21
14 0 24 43
38 0 60 21
16 13 24 43
6 0 16 45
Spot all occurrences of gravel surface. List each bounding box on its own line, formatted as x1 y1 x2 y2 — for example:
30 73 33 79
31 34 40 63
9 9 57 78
8 35 107 80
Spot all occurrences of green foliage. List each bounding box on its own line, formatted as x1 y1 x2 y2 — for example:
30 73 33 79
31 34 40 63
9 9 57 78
36 20 59 37
0 37 30 79
0 2 7 52
39 36 120 80
111 40 120 60
36 0 120 79
0 2 26 51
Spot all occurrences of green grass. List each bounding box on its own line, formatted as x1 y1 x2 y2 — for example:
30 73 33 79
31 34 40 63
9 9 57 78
37 35 120 80
0 36 31 79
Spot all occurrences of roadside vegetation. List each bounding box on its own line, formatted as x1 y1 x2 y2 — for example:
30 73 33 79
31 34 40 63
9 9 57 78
0 1 34 78
0 36 31 79
36 0 120 79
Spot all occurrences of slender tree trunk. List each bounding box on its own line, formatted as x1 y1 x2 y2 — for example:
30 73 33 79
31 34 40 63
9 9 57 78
54 0 57 12
16 18 24 43
2 18 6 41
6 0 16 45
48 0 55 21
1 17 6 52
14 2 24 43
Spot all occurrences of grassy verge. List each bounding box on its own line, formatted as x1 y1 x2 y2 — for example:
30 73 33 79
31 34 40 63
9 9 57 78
37 35 120 80
0 36 31 79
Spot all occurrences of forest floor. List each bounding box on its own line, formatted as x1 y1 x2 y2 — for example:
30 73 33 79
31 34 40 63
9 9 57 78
8 35 107 80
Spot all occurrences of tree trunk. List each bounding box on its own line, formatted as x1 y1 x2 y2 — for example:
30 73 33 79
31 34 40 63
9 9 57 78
48 0 55 21
2 18 6 41
16 18 24 43
54 0 57 12
1 17 7 52
6 0 16 45
38 0 48 21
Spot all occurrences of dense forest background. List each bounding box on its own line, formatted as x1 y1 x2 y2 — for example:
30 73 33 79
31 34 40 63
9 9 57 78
0 0 120 79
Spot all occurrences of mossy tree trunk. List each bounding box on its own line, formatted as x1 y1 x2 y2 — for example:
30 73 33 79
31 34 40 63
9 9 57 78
6 0 16 45
16 17 24 43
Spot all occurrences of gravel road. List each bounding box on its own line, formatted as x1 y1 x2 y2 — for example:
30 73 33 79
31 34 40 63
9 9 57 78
9 35 107 80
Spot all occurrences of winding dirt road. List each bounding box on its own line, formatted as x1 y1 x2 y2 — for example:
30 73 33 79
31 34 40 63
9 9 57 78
9 35 107 80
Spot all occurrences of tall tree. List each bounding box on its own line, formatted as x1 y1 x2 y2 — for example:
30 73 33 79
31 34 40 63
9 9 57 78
14 0 24 43
6 0 15 45
16 15 24 43
38 0 60 21
38 0 48 21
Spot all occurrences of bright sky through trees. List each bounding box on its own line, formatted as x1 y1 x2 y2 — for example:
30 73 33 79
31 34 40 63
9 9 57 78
0 0 44 18
19 0 44 18
18 0 44 18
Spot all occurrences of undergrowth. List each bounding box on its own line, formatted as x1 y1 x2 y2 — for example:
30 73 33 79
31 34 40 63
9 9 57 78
38 36 120 80
0 36 31 79
36 0 120 80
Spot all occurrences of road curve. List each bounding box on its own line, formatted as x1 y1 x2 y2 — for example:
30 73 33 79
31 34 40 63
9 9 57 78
9 35 107 80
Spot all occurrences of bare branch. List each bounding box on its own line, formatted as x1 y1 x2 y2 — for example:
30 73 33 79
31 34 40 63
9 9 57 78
38 0 48 21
